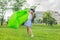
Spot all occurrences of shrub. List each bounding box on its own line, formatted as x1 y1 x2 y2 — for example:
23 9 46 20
42 11 57 25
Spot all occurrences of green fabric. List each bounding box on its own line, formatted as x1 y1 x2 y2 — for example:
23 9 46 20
8 10 28 29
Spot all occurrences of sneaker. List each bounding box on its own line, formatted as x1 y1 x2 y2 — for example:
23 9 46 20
31 35 34 38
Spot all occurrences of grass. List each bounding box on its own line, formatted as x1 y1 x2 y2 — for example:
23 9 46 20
0 24 60 40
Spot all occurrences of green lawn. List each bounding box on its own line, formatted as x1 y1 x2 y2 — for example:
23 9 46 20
0 24 60 40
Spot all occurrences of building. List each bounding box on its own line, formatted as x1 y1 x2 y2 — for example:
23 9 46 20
51 11 60 24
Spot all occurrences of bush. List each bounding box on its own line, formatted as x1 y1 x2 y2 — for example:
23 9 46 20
42 11 57 25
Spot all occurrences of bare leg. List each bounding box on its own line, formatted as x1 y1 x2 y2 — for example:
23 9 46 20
27 27 34 37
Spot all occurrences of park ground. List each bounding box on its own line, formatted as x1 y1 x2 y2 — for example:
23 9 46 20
0 24 60 40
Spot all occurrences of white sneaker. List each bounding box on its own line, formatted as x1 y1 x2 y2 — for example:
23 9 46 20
31 35 34 38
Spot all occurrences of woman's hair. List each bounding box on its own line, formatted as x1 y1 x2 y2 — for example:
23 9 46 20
30 9 35 12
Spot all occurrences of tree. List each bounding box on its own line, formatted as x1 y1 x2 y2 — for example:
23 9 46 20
0 0 26 25
42 11 57 25
30 6 36 10
13 0 26 11
0 0 8 26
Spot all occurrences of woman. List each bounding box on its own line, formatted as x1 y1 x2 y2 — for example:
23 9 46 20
24 9 35 37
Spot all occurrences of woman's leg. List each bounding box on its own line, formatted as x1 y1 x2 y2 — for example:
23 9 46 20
27 27 34 37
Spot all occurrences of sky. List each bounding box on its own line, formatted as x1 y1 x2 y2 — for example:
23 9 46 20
26 0 60 12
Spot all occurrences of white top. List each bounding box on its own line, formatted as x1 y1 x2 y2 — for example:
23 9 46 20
28 13 32 20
